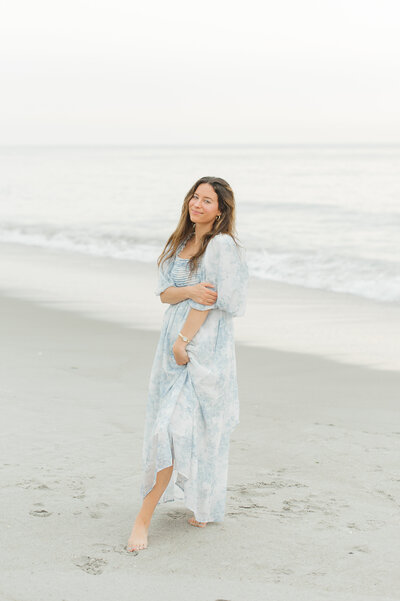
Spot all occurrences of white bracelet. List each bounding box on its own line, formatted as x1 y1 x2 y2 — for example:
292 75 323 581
178 332 191 343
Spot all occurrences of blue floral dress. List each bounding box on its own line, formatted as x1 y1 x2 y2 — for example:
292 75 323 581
140 232 249 522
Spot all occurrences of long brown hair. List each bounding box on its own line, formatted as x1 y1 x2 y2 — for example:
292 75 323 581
158 176 241 275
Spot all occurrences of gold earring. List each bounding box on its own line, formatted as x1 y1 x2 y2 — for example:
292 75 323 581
216 214 221 221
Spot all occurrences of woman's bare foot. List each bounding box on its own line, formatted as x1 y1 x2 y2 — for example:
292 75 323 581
188 516 207 528
127 517 149 551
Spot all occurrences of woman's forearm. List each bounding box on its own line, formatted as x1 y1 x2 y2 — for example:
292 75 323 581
180 308 210 342
172 307 210 364
160 285 193 304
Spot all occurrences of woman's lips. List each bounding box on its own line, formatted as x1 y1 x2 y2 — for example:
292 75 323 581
191 210 202 215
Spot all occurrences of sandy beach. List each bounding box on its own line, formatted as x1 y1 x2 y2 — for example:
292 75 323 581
1 251 400 599
2 0 400 594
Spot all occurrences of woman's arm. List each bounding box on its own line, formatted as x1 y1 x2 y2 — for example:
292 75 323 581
160 282 218 306
172 308 210 365
160 285 192 304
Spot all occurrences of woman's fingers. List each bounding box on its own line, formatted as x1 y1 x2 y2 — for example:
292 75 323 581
202 282 217 292
173 348 190 365
190 282 218 305
201 283 217 304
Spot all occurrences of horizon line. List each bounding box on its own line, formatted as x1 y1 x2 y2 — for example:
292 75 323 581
1 142 400 148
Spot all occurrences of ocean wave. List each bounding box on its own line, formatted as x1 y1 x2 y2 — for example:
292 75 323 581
0 223 160 262
0 223 399 304
247 247 400 304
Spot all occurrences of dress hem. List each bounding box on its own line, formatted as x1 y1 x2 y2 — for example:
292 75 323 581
141 463 226 523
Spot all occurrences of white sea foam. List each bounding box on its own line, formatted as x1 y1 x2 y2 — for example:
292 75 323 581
0 144 399 304
0 222 399 303
0 223 159 263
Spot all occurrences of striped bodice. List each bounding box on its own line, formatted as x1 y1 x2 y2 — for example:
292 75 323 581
171 256 200 287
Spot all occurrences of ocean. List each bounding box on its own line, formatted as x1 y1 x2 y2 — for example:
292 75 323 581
0 144 399 303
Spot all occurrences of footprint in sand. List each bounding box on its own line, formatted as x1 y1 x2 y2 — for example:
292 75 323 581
29 509 52 517
88 502 110 519
17 479 51 490
73 556 107 575
91 542 136 556
68 478 86 499
348 545 370 554
115 544 137 555
166 510 184 520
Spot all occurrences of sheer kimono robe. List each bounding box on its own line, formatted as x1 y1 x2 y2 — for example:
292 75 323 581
140 232 249 522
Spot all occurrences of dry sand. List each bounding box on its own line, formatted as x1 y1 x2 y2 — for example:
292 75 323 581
1 292 400 601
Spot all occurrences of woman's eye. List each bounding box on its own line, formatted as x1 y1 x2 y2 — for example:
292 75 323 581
192 195 211 203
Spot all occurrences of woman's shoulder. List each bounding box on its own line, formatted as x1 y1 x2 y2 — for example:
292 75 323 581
207 233 243 258
203 234 245 269
207 233 247 267
208 233 237 249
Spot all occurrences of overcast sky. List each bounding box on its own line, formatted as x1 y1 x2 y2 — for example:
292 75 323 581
0 0 399 145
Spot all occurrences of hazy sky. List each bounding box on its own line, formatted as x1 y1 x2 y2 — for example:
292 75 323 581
1 0 399 144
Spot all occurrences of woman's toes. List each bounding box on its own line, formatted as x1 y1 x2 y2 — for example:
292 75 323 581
188 516 207 527
128 542 146 551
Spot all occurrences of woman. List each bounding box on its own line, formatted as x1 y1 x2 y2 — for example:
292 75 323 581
127 176 249 551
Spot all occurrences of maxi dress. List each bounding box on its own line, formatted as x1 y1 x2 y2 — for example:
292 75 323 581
140 232 249 522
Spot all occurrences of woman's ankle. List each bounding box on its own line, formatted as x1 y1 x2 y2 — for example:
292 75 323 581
135 512 151 528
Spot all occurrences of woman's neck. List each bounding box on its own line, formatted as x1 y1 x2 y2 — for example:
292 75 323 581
192 224 214 244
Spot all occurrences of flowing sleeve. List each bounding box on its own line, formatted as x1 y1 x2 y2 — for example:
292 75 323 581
187 234 249 317
154 255 175 296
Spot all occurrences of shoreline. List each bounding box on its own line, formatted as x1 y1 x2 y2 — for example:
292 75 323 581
1 240 399 372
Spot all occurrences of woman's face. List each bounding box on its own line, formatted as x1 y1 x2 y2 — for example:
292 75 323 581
188 183 221 225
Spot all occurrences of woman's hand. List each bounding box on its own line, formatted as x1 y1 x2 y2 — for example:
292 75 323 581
188 282 218 306
173 338 190 366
